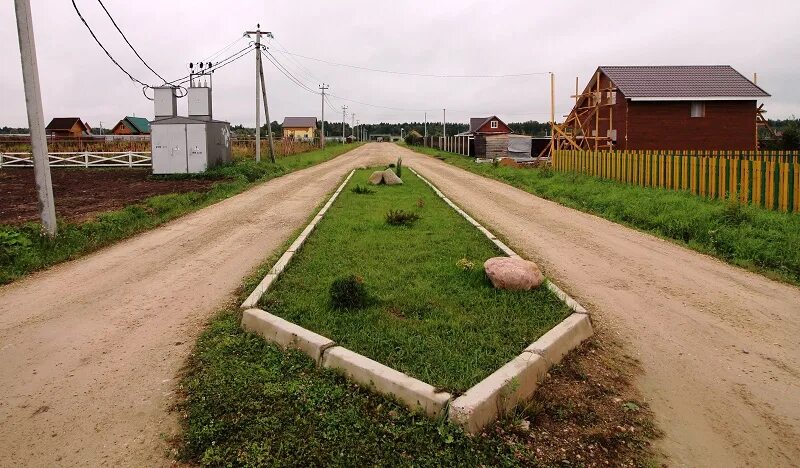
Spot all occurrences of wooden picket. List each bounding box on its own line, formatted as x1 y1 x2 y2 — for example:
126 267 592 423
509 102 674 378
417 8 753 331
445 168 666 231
552 149 799 213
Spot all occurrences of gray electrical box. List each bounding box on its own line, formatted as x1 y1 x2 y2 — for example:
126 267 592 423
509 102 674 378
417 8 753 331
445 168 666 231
151 116 231 174
153 87 178 119
188 87 213 121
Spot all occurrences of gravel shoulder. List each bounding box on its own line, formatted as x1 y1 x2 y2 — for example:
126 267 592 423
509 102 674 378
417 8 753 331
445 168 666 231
0 145 383 467
400 145 800 467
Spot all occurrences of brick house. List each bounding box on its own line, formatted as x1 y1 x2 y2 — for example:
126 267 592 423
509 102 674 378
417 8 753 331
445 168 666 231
571 65 770 150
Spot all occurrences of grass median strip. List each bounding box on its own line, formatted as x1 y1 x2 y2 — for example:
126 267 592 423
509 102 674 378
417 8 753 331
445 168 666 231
0 143 360 284
257 168 571 393
408 145 800 286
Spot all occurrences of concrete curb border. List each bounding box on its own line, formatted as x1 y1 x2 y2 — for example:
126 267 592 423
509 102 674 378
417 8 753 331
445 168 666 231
240 169 355 309
240 166 593 432
408 167 594 433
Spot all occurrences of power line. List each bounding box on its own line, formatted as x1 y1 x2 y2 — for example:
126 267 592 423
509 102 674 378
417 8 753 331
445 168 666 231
95 0 168 84
171 45 255 86
71 0 152 88
261 49 318 95
278 49 549 78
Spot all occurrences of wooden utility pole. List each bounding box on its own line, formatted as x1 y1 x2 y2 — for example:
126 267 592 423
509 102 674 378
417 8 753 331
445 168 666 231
14 0 56 236
245 25 273 162
319 83 328 148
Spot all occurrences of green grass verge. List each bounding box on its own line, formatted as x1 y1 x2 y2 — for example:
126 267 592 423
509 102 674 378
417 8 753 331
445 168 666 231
408 145 800 286
0 143 361 284
259 168 570 392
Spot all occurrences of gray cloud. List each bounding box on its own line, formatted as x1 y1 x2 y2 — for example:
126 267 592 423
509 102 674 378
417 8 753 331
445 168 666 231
1 0 798 129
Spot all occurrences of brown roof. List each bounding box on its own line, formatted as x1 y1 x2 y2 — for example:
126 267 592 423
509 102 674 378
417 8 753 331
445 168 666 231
599 65 770 99
45 117 88 131
469 117 489 133
282 117 317 128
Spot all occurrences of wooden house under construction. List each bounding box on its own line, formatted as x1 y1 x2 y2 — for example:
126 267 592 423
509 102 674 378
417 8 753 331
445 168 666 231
552 65 771 152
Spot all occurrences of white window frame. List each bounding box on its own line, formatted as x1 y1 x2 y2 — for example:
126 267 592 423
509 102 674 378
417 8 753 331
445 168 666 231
690 102 705 118
490 120 498 129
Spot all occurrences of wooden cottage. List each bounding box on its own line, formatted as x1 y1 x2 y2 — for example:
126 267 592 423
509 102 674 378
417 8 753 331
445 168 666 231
463 116 512 158
282 117 317 140
45 117 91 137
111 116 151 135
562 65 770 151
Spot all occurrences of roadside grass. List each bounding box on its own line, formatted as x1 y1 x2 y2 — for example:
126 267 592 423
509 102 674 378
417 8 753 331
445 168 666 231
409 145 800 286
258 168 570 392
175 173 661 466
0 143 360 285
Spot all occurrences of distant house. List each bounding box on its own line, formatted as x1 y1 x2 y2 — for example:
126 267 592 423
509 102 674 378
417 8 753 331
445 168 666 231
564 65 770 151
111 116 151 135
282 117 317 140
45 117 91 137
459 116 513 159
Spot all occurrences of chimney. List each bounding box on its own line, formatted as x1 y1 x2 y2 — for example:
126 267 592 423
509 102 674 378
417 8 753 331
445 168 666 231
188 87 212 121
153 87 177 119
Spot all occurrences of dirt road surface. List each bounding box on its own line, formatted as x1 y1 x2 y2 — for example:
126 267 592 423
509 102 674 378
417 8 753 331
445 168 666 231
0 145 383 467
399 145 800 467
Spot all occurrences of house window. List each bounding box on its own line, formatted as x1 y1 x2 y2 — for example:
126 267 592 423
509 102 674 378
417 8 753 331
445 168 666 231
690 102 705 118
490 120 498 129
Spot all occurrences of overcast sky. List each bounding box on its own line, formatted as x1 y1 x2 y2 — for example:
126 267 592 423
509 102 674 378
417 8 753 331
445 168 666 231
1 0 799 129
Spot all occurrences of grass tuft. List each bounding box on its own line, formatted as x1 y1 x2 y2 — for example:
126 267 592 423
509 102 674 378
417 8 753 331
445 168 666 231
329 274 369 309
351 184 375 195
385 209 420 226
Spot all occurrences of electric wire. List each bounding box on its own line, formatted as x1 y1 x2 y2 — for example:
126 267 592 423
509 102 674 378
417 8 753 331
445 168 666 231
95 0 168 84
71 0 153 88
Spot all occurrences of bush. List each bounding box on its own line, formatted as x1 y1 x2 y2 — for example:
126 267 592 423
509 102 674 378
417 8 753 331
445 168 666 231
0 230 32 264
395 158 403 178
385 209 419 226
721 200 750 226
329 274 368 309
351 185 375 195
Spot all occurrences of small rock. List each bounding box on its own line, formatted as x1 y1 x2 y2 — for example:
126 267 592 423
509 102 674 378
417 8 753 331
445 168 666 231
368 171 384 185
382 169 403 185
483 256 544 290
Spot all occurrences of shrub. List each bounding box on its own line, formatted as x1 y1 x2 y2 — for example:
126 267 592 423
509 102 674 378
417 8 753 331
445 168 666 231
456 258 475 271
0 230 32 264
385 209 420 227
351 185 375 195
720 200 750 226
395 158 403 178
329 274 368 309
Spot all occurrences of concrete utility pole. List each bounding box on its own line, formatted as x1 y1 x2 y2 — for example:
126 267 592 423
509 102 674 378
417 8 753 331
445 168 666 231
351 113 355 138
14 0 56 236
258 52 276 163
341 106 347 141
443 108 447 137
355 119 360 141
245 24 273 162
424 112 427 138
319 83 328 148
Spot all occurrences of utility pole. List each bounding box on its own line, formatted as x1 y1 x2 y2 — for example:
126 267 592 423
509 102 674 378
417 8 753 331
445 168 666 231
257 50 276 163
424 112 427 138
319 83 328 148
355 119 360 141
245 24 273 162
443 108 447 137
341 106 347 142
549 72 555 156
351 113 355 139
14 0 56 236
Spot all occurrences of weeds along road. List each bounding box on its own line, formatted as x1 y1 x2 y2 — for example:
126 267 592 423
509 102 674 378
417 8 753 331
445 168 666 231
0 145 385 467
399 145 800 468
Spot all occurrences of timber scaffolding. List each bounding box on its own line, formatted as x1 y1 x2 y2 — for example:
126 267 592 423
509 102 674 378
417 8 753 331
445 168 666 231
546 71 616 156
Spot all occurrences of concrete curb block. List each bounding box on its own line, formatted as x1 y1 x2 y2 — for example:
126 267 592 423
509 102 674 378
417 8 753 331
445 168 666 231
409 166 594 433
239 169 355 309
242 308 336 363
449 352 548 434
322 346 452 417
524 313 594 365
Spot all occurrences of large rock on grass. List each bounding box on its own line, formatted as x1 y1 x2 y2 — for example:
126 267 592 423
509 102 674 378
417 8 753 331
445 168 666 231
382 169 403 185
484 257 544 290
368 171 385 185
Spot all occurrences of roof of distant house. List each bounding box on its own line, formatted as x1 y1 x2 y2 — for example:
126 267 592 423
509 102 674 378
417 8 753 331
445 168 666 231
282 117 317 128
122 116 151 133
45 117 88 131
468 116 509 133
599 65 770 99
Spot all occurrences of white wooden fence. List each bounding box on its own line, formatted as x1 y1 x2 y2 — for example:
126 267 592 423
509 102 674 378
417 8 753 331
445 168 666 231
0 151 152 168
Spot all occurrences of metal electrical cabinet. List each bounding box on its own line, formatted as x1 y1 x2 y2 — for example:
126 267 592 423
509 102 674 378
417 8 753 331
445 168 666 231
150 85 232 175
151 117 231 174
